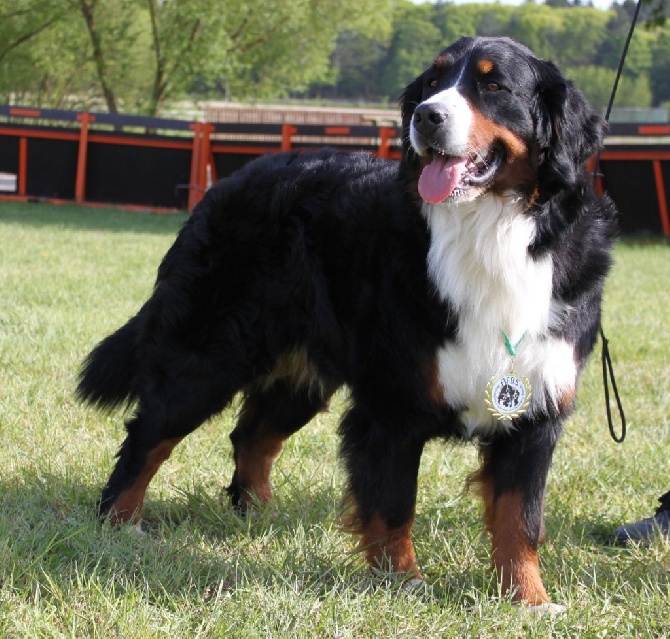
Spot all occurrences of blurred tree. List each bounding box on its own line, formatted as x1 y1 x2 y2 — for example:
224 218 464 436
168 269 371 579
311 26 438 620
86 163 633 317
557 8 609 67
507 5 568 61
650 31 670 104
567 64 652 108
597 18 655 78
0 0 95 108
379 6 441 101
475 5 515 37
1 0 669 112
313 31 390 101
432 3 480 43
0 0 394 114
0 0 62 65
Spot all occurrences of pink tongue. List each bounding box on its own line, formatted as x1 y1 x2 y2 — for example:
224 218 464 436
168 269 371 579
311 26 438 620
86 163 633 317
418 155 467 204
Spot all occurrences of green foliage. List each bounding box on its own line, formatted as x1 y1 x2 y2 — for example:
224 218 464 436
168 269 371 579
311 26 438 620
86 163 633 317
320 31 390 101
327 1 670 110
567 65 653 107
0 0 75 107
379 6 442 100
433 3 483 43
508 4 570 62
650 30 670 104
1 0 670 112
0 0 395 114
0 201 669 636
222 0 395 101
549 7 608 67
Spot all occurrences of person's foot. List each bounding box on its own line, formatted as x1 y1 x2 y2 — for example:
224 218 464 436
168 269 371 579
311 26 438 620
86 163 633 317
614 491 670 545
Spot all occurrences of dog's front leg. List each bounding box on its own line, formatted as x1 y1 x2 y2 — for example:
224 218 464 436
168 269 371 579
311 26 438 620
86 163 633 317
339 406 427 581
472 419 562 606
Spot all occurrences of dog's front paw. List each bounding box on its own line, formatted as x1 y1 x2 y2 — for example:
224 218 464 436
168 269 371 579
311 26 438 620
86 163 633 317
518 601 567 615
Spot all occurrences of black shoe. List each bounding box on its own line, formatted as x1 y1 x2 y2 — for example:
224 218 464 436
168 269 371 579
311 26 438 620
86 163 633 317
614 491 670 545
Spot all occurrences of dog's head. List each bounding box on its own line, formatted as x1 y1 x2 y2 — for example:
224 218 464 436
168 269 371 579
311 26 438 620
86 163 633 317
401 37 604 205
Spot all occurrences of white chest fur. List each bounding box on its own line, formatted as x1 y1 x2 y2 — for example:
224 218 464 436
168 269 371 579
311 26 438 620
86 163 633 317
423 195 577 435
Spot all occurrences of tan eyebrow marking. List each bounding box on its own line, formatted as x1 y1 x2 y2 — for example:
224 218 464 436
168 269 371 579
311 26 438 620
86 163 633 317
434 54 450 68
478 59 494 74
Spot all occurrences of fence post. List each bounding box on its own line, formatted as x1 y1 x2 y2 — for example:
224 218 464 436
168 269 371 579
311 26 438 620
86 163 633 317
75 112 92 203
652 160 670 236
18 137 27 196
378 126 394 159
587 156 603 196
281 124 296 151
197 123 215 200
188 122 203 211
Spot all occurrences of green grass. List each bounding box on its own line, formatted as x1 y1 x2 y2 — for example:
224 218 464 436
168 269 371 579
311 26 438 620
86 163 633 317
0 201 669 637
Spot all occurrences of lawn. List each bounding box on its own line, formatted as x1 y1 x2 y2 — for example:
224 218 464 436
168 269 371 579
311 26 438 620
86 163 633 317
0 201 669 638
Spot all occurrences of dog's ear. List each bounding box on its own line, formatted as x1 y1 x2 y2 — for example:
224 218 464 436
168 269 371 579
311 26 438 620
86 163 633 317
400 73 425 161
533 60 604 186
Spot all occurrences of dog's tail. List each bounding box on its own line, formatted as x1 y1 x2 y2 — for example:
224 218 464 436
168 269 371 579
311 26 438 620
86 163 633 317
76 310 144 410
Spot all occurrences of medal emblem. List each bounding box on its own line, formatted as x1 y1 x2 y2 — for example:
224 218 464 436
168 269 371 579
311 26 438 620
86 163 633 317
485 371 531 421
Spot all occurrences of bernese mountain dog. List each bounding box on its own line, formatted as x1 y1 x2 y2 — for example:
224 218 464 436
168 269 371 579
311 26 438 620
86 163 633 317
78 36 617 608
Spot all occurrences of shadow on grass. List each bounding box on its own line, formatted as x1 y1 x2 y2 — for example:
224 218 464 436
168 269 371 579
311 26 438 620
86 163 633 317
0 471 515 608
9 470 663 610
0 200 187 235
0 471 361 602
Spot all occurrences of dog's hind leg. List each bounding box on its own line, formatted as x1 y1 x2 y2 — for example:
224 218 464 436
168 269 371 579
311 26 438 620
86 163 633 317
227 379 336 511
98 375 243 525
99 422 182 525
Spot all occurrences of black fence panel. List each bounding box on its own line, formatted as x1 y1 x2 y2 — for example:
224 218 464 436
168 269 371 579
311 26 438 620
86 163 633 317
0 136 19 176
27 138 78 200
86 141 192 209
601 160 662 235
211 153 261 184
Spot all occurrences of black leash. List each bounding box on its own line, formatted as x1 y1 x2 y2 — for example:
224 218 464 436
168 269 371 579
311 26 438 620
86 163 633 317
600 327 626 443
590 0 644 443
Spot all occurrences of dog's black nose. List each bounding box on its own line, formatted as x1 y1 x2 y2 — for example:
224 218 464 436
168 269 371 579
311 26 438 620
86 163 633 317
413 103 448 133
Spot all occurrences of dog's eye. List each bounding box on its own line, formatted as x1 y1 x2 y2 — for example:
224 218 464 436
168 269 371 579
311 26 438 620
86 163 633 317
486 82 501 92
428 79 438 88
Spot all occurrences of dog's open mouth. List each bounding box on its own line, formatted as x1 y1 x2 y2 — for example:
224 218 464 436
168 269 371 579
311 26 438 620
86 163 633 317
418 145 504 204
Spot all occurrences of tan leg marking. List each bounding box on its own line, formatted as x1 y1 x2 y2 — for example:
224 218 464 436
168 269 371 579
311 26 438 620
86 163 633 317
471 455 551 605
358 513 421 580
234 423 284 508
482 484 551 605
109 437 182 525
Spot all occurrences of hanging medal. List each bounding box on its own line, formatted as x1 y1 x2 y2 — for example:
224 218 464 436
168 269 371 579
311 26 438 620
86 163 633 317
485 330 532 422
